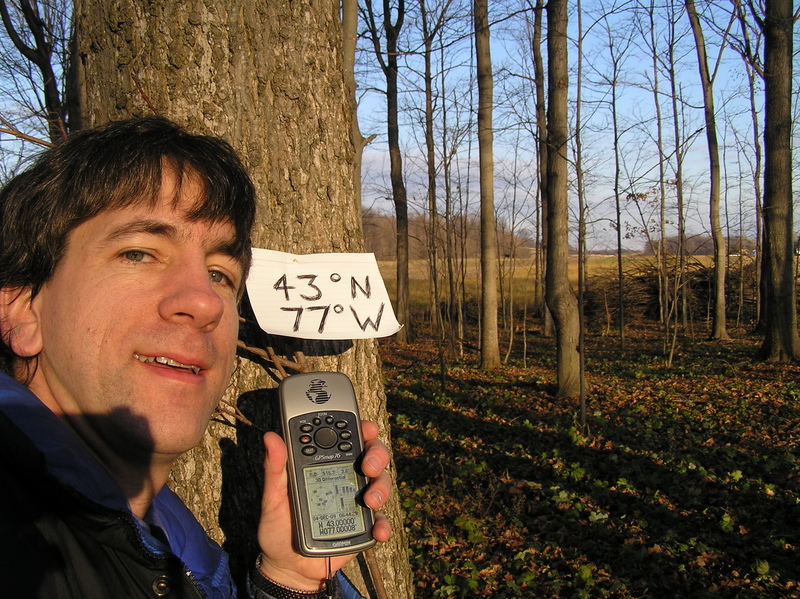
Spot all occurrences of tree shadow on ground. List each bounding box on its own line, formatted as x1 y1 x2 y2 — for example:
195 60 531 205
385 358 800 598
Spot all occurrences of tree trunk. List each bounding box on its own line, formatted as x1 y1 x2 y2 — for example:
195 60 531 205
363 0 411 345
545 0 582 398
746 57 764 331
758 0 799 361
531 0 552 337
75 1 413 596
733 1 766 331
686 0 730 340
421 1 441 337
575 0 587 425
644 0 670 349
387 55 412 345
610 54 625 349
474 0 500 369
666 5 688 365
442 77 460 356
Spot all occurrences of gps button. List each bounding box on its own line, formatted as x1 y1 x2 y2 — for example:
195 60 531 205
314 427 338 449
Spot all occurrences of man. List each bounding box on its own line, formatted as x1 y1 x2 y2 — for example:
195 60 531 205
0 117 392 598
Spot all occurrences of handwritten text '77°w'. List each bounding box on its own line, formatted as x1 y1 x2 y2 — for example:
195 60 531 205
246 249 402 340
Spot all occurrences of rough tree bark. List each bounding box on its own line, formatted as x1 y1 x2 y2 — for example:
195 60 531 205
758 0 799 361
545 0 582 397
74 1 413 596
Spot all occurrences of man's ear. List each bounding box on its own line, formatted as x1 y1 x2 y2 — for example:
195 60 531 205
0 287 43 358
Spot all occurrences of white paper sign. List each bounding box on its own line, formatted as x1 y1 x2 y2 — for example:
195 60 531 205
246 248 402 340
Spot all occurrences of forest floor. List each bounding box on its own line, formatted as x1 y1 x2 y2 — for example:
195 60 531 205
379 324 800 598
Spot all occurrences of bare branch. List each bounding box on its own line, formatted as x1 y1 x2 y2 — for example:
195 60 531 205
0 114 52 147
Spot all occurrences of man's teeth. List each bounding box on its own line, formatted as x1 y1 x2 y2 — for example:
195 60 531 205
133 353 201 374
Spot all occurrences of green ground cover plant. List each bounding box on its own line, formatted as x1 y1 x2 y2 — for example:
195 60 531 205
381 328 800 598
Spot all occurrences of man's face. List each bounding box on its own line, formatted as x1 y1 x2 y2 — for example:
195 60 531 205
26 169 243 467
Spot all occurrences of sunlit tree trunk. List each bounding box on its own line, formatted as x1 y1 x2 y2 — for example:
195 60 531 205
531 0 552 337
686 0 731 340
76 1 413 596
474 0 500 369
545 0 581 397
575 0 587 424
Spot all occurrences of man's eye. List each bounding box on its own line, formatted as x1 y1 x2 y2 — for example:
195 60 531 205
122 250 149 262
209 270 234 286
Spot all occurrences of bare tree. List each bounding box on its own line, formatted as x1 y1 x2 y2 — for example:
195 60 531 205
420 0 441 340
0 0 74 145
632 0 672 351
575 0 588 422
531 0 551 337
728 0 767 330
546 0 582 397
665 1 693 363
442 69 470 357
742 60 764 328
363 0 413 343
755 0 800 360
686 0 734 340
418 0 457 380
474 0 500 369
735 3 765 329
592 5 636 348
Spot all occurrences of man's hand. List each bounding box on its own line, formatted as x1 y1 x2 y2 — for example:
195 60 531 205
257 421 392 591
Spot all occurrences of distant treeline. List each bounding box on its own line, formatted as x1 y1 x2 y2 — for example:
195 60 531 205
362 208 536 261
363 208 759 260
661 234 758 256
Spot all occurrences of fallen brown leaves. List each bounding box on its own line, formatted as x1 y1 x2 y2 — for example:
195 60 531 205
382 327 800 598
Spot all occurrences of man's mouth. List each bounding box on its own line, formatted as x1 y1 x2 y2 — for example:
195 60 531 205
133 353 201 375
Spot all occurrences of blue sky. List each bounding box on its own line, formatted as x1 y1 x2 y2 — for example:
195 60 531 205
356 0 800 252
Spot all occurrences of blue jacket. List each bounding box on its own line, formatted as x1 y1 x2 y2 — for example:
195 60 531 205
0 372 363 599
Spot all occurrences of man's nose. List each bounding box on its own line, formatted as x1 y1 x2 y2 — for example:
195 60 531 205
159 262 226 331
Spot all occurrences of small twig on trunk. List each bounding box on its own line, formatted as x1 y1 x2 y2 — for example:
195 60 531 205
214 397 259 429
131 73 162 117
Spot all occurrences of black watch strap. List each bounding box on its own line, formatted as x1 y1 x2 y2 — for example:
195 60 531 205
250 563 340 599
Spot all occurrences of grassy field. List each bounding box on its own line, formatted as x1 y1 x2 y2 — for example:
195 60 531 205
377 254 685 309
